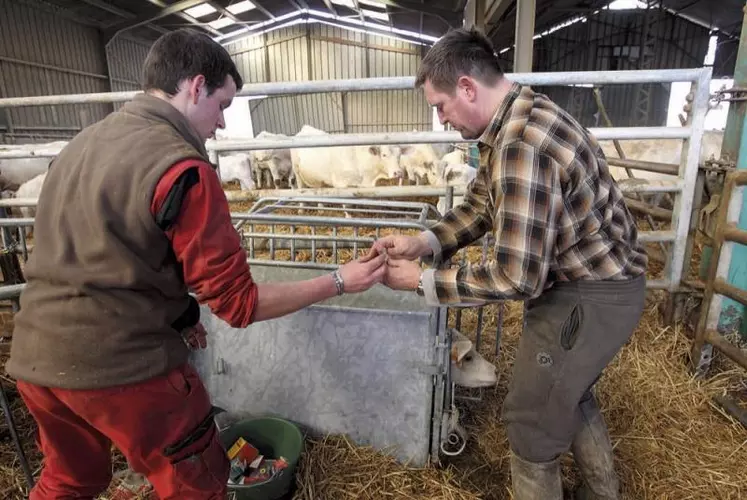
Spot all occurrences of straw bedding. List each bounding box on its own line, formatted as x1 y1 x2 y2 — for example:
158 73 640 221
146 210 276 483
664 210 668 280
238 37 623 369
0 193 744 500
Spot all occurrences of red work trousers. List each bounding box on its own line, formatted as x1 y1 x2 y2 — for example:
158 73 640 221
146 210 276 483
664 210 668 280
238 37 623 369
17 363 230 499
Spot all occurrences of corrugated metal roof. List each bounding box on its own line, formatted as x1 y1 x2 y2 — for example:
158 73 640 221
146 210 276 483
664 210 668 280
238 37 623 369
10 0 741 50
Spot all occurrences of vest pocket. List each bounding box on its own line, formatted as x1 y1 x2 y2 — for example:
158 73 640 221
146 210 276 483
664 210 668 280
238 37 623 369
560 303 582 350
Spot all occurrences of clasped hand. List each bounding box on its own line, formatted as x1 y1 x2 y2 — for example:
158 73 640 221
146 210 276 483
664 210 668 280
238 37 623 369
337 234 429 293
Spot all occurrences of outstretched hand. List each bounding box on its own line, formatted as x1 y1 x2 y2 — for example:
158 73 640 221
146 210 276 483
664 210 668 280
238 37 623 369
365 234 431 262
338 250 388 293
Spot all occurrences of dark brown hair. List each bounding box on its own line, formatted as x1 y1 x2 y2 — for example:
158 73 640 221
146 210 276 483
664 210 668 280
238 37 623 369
142 28 243 96
415 28 503 93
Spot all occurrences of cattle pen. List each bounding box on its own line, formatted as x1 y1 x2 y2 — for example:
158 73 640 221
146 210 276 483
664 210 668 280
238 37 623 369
1 57 747 500
1 0 747 497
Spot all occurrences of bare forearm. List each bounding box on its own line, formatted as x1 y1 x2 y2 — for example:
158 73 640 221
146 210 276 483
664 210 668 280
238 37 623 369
252 275 338 322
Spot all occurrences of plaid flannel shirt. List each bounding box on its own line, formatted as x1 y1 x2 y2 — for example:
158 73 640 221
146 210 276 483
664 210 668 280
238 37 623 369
420 82 648 306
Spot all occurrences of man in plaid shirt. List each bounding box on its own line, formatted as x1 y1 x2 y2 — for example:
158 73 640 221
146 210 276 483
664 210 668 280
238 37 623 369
372 28 647 500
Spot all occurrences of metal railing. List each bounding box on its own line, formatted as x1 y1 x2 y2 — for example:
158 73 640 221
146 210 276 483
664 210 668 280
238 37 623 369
691 170 747 374
0 67 713 296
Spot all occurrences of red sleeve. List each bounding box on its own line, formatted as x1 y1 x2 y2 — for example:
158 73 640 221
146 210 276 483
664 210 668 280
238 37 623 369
151 159 259 328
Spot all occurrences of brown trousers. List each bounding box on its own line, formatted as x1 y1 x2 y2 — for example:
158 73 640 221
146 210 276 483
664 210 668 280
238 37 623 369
502 275 646 462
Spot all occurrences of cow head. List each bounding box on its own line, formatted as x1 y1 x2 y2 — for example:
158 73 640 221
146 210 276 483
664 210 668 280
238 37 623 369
369 145 405 179
449 329 498 388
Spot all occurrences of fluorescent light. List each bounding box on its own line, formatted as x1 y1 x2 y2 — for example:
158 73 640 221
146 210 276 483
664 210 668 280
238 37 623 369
359 0 384 6
606 0 648 9
215 9 306 42
216 8 438 46
361 8 388 22
209 17 236 29
227 0 255 14
183 3 217 18
312 8 438 42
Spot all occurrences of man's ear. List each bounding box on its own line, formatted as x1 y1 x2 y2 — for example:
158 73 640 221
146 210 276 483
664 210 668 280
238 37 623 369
186 74 207 104
457 76 477 102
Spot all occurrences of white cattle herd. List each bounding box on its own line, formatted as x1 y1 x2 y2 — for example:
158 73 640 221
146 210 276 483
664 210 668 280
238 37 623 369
215 125 477 193
0 128 725 216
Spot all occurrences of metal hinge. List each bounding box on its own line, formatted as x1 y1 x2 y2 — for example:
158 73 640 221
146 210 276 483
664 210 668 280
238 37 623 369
710 86 747 104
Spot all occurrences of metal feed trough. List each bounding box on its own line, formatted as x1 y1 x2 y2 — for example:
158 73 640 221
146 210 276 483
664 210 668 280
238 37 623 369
190 197 463 466
0 67 714 468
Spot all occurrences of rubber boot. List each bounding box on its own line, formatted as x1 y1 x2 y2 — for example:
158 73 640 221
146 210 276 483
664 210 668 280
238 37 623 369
510 451 563 500
571 394 620 500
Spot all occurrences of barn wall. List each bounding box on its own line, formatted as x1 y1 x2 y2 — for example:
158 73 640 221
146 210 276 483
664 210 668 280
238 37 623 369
0 0 117 143
105 37 151 111
498 8 713 128
224 23 431 136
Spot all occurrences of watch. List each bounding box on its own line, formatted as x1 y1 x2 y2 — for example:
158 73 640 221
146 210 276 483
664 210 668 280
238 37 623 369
416 273 424 296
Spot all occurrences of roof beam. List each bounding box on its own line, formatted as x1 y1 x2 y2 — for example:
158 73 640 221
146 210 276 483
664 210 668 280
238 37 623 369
352 0 366 23
374 0 457 21
464 0 485 29
321 0 339 16
114 0 207 31
79 0 135 19
206 1 242 24
80 0 170 37
104 0 222 45
485 0 512 27
144 0 223 36
245 0 276 20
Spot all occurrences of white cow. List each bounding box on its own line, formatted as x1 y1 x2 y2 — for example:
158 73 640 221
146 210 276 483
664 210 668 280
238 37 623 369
13 171 46 237
0 140 66 190
435 163 478 215
398 144 444 185
441 149 467 167
250 131 295 189
291 125 404 188
449 328 498 388
217 153 255 191
598 130 723 182
598 130 724 207
441 163 477 186
432 142 454 159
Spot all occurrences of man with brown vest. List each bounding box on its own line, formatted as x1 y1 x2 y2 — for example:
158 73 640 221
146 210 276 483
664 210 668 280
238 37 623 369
5 28 387 499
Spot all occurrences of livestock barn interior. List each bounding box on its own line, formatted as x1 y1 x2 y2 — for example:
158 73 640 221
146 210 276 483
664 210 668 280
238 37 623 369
1 0 747 499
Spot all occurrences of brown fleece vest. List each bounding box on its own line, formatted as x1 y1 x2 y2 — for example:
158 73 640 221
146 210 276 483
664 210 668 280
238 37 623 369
6 94 211 389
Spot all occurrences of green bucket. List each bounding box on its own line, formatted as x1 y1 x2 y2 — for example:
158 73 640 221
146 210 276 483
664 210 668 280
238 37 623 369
219 416 305 500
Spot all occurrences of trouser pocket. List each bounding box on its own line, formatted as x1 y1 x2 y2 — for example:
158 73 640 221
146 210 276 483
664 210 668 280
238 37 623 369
164 406 229 495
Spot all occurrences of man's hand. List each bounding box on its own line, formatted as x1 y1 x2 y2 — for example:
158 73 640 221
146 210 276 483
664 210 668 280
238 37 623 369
338 251 387 293
367 234 431 261
384 259 422 291
182 321 208 350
